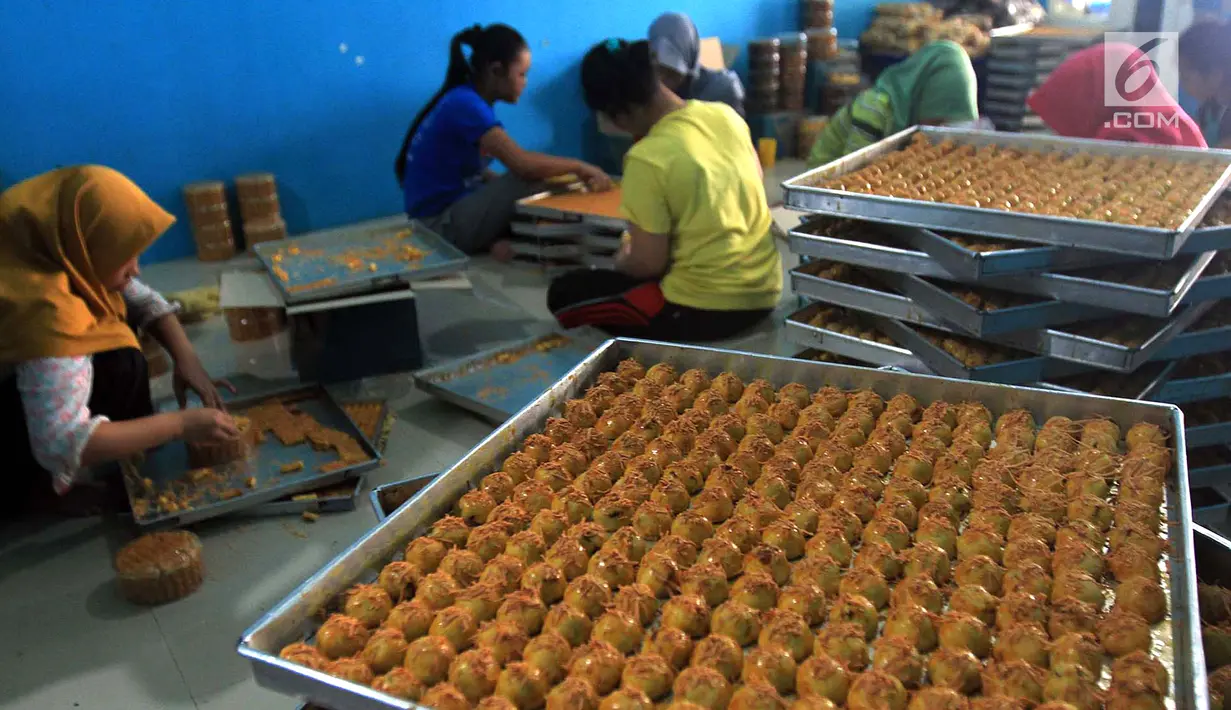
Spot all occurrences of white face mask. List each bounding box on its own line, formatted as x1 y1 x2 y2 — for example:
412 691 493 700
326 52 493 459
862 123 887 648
944 117 997 131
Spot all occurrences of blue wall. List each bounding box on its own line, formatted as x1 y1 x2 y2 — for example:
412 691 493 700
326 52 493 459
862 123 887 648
3 0 877 263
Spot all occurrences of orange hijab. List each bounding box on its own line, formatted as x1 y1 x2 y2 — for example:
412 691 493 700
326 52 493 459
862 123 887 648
0 166 174 364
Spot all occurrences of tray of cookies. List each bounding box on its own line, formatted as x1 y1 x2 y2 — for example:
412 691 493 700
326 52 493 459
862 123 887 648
984 301 1215 373
994 250 1219 318
1152 352 1231 404
238 338 1203 710
1187 446 1231 488
783 302 925 369
122 385 381 528
1032 359 1179 402
789 348 882 367
903 224 1118 282
787 217 953 278
1184 193 1231 254
413 328 608 424
787 261 949 328
875 317 1088 383
1153 300 1231 361
783 126 1231 259
893 274 1109 337
1185 400 1231 448
255 217 469 306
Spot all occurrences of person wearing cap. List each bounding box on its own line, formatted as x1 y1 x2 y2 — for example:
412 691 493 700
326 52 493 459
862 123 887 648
648 12 746 115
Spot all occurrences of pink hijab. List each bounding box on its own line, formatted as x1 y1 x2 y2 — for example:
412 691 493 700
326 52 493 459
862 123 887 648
1028 42 1206 147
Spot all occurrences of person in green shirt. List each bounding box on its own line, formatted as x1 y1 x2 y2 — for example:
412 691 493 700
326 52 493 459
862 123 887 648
807 40 979 168
547 39 782 342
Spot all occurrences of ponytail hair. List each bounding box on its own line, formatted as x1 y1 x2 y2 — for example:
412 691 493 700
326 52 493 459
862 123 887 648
580 39 658 118
1179 18 1231 86
394 23 527 183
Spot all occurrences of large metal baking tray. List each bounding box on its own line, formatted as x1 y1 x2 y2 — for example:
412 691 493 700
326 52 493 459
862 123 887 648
238 337 1204 710
255 217 469 306
1151 345 1231 401
905 224 1125 281
122 385 381 528
1190 449 1231 488
1033 359 1178 401
877 317 1088 383
789 348 880 367
1190 422 1231 448
1155 370 1231 404
788 219 952 278
510 220 585 238
1184 256 1231 303
788 262 950 327
895 273 1109 336
516 190 627 231
784 302 926 369
368 472 441 522
996 251 1218 318
1195 522 1231 576
507 239 584 260
782 126 1231 259
790 216 1209 317
1187 402 1231 447
993 301 1213 373
412 327 607 423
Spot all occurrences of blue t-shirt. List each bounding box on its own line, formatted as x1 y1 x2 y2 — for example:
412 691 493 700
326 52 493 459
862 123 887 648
401 85 501 218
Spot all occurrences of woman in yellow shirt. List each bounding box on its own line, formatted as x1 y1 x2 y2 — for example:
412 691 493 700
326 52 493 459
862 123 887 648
548 39 782 342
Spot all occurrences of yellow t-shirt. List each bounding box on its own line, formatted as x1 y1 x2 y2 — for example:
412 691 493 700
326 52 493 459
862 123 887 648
619 101 783 312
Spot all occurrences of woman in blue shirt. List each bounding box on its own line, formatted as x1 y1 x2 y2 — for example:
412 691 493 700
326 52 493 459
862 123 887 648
396 24 612 258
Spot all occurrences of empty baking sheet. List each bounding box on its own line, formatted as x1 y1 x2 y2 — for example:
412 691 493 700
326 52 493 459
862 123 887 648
783 302 925 369
413 328 607 423
895 273 1109 336
121 385 380 528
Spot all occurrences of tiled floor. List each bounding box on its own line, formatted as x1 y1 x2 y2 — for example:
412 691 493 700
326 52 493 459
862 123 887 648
0 165 809 710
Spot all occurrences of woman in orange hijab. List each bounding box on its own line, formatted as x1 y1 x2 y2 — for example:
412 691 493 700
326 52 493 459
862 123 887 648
0 166 238 513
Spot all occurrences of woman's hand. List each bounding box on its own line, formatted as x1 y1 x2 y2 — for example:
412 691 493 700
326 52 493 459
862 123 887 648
178 408 240 444
173 356 235 411
577 163 614 192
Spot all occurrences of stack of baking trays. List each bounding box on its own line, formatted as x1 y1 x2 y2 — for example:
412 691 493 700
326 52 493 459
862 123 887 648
779 126 1231 531
511 183 626 272
982 27 1100 132
240 339 1205 709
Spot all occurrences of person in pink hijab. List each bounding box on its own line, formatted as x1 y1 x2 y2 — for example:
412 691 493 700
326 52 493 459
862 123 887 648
1027 42 1206 147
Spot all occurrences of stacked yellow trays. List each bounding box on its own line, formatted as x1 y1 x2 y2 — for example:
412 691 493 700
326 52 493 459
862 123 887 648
182 181 236 262
236 172 287 251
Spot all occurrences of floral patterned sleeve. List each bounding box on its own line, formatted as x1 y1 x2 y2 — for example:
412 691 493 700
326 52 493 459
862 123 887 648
15 357 107 494
123 278 178 330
